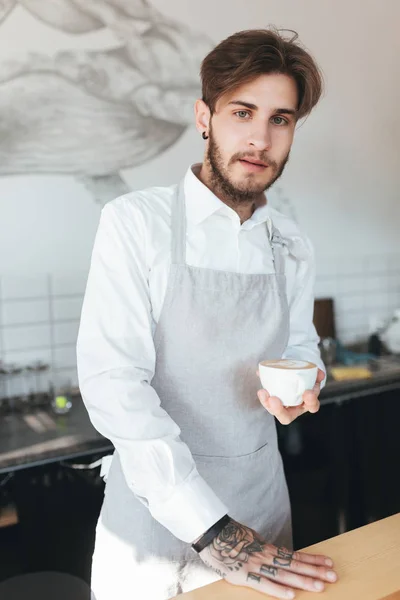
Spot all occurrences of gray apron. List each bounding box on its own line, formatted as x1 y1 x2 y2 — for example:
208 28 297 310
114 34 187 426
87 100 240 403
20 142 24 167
91 181 292 600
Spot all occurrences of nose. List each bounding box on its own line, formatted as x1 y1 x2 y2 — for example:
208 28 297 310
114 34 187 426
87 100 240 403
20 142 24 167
247 124 272 152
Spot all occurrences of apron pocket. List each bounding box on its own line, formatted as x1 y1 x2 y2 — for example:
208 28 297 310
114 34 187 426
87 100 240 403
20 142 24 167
193 439 272 461
193 441 280 511
193 441 289 545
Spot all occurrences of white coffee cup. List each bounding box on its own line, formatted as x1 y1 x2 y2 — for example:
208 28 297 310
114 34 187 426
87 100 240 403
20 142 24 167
258 359 318 407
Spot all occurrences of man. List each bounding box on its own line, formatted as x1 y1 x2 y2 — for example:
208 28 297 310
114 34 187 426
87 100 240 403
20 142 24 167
77 28 338 600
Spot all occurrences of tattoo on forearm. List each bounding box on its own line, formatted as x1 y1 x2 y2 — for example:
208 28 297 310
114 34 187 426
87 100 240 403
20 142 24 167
260 564 278 577
247 573 262 584
273 547 293 567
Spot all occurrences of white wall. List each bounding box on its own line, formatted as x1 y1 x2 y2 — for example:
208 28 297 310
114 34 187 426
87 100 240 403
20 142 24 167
0 0 399 276
0 0 399 386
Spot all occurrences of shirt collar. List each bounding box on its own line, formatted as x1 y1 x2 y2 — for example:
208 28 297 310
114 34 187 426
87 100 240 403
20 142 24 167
184 163 231 224
183 163 272 234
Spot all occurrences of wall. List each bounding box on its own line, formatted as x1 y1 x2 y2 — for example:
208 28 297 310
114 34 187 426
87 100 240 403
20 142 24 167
0 0 399 389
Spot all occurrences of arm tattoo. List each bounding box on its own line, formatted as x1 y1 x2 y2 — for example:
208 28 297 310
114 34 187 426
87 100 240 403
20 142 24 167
260 564 278 577
247 573 262 584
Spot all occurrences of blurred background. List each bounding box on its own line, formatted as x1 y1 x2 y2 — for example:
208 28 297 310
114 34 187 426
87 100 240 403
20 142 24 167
0 0 399 596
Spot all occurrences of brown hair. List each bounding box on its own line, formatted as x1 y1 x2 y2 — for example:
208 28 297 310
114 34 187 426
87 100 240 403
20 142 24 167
201 28 324 120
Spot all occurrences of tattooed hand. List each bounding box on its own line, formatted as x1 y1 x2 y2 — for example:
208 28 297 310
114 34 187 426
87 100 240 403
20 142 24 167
199 518 338 598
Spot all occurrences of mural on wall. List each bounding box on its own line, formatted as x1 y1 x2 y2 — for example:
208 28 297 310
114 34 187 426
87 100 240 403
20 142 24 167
0 0 213 204
0 0 297 218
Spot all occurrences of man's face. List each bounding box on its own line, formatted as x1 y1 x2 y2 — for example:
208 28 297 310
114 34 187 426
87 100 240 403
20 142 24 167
200 73 298 202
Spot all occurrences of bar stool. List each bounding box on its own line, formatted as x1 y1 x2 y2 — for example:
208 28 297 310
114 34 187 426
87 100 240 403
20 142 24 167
0 571 90 599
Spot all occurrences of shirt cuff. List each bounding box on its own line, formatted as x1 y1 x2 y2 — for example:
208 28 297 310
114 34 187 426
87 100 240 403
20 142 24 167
148 468 229 543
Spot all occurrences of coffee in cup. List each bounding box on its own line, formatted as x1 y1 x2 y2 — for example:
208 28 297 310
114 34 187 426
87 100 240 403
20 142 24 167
258 359 318 407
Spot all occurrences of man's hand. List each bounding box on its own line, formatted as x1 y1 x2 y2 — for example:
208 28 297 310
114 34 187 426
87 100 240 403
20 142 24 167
257 368 325 425
199 518 337 598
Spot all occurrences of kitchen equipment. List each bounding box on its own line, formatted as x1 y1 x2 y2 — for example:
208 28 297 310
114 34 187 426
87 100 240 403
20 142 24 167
26 361 50 407
381 309 400 354
319 337 337 367
313 298 336 339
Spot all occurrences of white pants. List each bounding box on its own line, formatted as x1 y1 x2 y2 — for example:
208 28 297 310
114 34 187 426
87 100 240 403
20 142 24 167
90 514 221 600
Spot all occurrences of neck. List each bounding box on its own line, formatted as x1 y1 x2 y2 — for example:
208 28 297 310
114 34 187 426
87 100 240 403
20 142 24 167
198 163 266 224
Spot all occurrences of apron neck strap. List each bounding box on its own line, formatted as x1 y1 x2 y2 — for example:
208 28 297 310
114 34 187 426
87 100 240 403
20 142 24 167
269 225 286 276
171 181 187 265
272 244 285 275
172 180 285 275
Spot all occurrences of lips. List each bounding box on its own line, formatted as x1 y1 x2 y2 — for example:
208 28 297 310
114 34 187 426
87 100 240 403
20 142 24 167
240 158 268 167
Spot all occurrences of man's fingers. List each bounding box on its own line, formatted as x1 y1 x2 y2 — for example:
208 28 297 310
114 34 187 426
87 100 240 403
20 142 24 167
244 572 295 599
246 557 337 598
257 563 327 593
268 547 338 583
268 396 302 424
271 556 337 583
257 389 270 408
302 390 320 413
292 550 334 568
302 369 324 411
313 382 321 395
257 392 304 425
271 546 328 565
258 377 322 423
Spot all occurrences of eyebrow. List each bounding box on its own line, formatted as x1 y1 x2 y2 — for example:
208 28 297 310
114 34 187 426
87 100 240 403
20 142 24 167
228 100 297 117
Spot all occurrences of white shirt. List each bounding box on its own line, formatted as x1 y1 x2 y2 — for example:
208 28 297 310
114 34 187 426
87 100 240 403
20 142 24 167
77 164 324 544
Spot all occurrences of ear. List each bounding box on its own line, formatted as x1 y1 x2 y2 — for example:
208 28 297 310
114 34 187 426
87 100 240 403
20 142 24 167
194 99 211 135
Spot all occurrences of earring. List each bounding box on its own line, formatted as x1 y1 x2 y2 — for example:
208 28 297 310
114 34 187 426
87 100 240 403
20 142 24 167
202 131 209 140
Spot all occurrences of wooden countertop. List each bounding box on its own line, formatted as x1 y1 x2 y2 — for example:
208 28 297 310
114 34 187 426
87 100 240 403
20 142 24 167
174 513 400 600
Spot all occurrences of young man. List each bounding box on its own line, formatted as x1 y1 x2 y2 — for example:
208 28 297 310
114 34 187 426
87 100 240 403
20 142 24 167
77 28 338 600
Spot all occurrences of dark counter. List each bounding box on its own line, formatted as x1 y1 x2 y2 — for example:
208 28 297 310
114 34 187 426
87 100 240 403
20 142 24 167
0 397 113 475
0 357 399 475
320 357 400 404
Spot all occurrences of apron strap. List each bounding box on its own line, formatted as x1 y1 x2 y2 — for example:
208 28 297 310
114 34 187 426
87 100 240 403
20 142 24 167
171 181 187 265
269 224 286 276
172 179 286 276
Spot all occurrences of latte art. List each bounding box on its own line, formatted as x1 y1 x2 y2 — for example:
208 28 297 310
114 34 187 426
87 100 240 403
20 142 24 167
260 359 316 370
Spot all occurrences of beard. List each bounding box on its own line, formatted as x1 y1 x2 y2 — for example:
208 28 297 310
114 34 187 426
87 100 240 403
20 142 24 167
206 126 290 204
